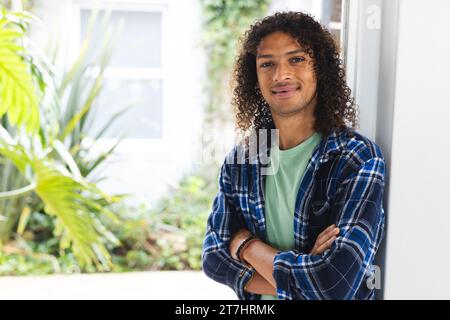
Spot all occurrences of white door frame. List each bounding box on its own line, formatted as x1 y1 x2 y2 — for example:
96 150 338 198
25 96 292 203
342 0 400 299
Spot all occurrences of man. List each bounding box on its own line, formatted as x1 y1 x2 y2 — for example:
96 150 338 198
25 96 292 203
202 11 385 300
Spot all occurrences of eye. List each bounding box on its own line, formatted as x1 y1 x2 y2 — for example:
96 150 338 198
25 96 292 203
291 57 306 63
260 62 273 68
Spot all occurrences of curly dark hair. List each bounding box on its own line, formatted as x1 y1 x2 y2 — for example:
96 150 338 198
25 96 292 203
232 11 358 138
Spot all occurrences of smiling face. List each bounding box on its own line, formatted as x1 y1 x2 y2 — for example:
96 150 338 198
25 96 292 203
256 31 318 118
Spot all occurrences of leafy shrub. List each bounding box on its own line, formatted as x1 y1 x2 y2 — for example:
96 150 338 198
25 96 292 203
0 172 218 275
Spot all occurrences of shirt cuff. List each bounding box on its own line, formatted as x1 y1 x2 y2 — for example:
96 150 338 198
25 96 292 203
235 265 259 300
273 250 297 298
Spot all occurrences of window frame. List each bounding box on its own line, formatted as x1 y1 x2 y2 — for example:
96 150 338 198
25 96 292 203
71 0 170 155
341 0 382 141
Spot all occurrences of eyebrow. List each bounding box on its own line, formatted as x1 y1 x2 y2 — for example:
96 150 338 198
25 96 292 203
256 48 306 60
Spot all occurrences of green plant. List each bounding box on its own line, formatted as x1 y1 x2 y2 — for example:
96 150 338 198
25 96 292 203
0 9 39 133
0 7 46 243
200 0 270 113
0 173 217 276
0 7 121 270
104 175 217 272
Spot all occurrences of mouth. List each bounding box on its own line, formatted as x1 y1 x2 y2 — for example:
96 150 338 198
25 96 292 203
271 86 300 99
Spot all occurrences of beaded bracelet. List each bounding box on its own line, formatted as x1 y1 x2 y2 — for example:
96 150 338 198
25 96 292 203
235 235 257 262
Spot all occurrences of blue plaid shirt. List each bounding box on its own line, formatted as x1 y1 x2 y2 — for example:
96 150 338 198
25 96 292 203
202 128 386 300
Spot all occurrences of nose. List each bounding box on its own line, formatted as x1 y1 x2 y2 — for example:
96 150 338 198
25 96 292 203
273 61 292 82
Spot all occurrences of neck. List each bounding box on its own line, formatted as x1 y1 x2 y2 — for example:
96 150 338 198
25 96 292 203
271 108 316 150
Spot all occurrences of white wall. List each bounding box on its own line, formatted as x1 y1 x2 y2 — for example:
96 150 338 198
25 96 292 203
382 0 450 299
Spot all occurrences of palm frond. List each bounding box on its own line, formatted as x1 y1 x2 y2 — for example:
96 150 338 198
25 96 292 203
79 138 122 179
34 162 118 270
0 141 120 269
59 74 103 142
91 104 134 141
0 19 39 133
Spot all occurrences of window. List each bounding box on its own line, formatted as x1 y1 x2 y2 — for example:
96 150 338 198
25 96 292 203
78 4 166 140
320 0 343 49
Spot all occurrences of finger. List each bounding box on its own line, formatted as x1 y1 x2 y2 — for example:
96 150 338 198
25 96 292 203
320 228 339 247
315 237 335 255
317 226 339 247
321 224 336 235
316 225 336 243
316 236 337 254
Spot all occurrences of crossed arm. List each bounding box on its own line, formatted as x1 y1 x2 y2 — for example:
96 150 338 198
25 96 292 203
230 225 340 295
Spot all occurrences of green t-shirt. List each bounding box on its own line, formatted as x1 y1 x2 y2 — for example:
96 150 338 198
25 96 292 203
260 132 321 300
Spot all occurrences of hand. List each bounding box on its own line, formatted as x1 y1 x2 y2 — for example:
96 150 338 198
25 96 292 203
229 228 252 260
310 224 340 255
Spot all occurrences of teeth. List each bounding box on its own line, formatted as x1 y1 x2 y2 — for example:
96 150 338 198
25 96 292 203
272 88 298 94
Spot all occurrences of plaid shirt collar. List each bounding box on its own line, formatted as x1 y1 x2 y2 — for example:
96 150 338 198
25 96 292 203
253 128 349 168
